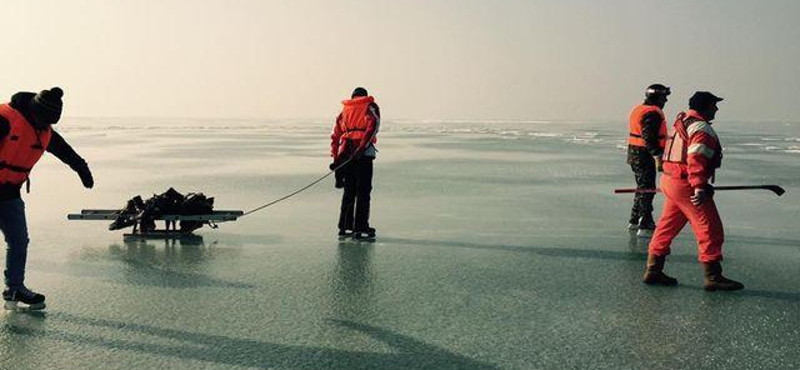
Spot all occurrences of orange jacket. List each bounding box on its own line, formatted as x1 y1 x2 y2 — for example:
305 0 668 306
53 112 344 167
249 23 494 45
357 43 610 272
628 104 667 148
662 110 722 188
331 96 379 160
0 104 52 185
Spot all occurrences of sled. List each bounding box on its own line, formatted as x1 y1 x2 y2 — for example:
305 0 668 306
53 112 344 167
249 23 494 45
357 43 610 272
67 209 243 239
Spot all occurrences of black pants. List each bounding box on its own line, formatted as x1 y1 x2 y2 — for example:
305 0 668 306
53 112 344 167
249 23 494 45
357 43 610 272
629 155 656 223
338 157 374 231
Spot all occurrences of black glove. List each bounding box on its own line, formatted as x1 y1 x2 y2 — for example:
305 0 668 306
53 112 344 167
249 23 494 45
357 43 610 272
330 157 346 170
334 169 346 189
76 164 94 188
352 147 365 160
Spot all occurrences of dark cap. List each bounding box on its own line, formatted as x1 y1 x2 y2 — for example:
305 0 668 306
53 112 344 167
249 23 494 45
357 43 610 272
689 91 723 111
30 87 64 125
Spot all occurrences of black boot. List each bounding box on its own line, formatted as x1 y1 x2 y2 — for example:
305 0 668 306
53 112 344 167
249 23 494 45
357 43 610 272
636 215 656 237
338 229 353 240
628 212 640 231
703 261 744 291
3 286 46 311
353 227 376 240
642 254 678 286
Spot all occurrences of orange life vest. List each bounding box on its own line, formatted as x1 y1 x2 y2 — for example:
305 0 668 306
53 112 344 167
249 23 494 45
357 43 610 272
338 96 377 144
628 104 667 148
0 104 52 185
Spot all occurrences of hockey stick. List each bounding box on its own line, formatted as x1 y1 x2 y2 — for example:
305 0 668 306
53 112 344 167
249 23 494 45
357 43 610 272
614 185 785 196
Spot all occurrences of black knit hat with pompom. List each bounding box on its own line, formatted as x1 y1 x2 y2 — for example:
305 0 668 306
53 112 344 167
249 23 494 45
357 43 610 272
30 87 64 125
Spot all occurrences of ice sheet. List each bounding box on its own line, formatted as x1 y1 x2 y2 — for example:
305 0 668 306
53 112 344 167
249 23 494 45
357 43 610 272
2 118 798 370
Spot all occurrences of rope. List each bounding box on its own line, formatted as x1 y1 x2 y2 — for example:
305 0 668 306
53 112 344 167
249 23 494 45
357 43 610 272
242 156 353 216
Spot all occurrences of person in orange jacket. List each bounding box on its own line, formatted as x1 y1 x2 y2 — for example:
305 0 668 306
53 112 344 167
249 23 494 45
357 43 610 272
330 87 380 240
643 91 744 291
627 84 670 237
1 87 94 310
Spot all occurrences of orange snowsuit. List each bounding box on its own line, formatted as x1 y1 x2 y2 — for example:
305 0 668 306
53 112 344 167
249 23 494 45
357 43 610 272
648 110 724 262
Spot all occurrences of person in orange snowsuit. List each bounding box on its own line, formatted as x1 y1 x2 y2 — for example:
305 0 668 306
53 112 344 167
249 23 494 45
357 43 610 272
643 91 744 291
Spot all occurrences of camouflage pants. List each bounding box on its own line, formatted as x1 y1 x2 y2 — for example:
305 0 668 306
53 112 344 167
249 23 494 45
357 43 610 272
629 156 656 224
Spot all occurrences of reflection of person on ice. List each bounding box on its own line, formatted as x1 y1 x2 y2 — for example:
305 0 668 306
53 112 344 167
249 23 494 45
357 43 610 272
643 91 743 291
0 87 94 310
627 84 670 237
330 87 380 240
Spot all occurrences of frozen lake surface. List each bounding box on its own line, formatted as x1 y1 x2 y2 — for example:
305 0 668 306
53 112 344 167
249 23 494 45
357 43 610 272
2 118 798 370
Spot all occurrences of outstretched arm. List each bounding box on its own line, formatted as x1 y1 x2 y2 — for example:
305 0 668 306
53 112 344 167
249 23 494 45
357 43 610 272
46 130 94 188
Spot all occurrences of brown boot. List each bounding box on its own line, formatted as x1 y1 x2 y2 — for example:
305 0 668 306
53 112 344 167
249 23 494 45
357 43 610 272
642 254 678 286
702 261 744 291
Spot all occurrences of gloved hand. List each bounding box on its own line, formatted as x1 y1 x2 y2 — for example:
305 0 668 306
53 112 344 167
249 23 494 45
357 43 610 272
351 147 365 160
330 156 347 170
334 169 346 189
690 185 714 206
654 157 663 172
76 164 94 188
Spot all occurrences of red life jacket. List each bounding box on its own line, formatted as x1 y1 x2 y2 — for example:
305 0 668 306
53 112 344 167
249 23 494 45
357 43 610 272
628 104 667 148
0 104 52 186
338 96 377 144
662 110 722 184
663 110 705 164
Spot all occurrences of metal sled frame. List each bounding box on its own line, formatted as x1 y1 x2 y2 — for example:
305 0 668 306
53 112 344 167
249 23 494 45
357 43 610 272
67 209 244 239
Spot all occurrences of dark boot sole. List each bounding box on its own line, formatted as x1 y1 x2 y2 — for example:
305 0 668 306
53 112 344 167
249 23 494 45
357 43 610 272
643 279 678 286
704 284 745 292
642 273 678 286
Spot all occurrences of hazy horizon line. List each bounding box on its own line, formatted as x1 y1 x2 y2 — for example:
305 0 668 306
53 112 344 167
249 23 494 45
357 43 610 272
61 115 800 125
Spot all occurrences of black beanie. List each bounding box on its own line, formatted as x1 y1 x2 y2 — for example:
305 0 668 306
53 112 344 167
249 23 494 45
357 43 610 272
351 87 368 98
30 87 64 125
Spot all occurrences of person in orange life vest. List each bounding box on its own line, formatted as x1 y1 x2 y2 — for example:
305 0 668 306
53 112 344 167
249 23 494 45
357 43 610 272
0 87 94 310
330 87 380 240
627 84 670 237
643 91 743 291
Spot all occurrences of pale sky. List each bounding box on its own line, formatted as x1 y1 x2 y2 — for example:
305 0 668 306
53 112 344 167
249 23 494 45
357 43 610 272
2 0 798 121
